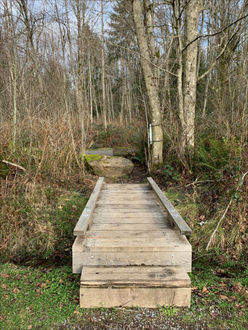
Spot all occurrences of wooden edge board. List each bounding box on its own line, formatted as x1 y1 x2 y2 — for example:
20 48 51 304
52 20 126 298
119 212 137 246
81 265 188 273
80 282 190 288
147 177 192 236
73 177 104 235
79 287 191 308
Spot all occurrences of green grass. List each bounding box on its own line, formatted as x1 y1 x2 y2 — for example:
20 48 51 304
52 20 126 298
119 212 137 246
185 258 248 328
0 263 81 329
160 306 179 317
0 258 247 329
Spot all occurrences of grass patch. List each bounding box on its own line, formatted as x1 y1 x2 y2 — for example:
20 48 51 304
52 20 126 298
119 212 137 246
0 263 80 329
0 180 87 263
165 188 199 223
0 258 247 329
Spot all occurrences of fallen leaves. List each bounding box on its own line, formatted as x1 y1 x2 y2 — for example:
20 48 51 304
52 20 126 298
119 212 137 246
218 294 237 302
13 288 20 294
201 286 208 294
36 288 41 295
192 286 209 297
231 282 242 292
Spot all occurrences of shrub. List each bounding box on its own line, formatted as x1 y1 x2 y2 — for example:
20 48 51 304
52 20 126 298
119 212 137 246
193 136 243 179
0 179 87 263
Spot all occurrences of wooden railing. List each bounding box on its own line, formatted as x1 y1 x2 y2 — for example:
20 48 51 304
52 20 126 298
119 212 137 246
147 177 192 236
73 177 104 235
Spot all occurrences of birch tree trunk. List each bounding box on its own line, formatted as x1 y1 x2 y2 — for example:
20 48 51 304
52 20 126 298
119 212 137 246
101 0 107 129
183 0 202 149
132 0 163 166
4 0 18 151
76 0 86 159
174 0 185 155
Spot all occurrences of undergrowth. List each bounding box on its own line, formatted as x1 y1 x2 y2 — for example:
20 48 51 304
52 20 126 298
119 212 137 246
1 119 247 261
0 118 247 328
89 122 145 149
0 177 87 264
160 131 248 260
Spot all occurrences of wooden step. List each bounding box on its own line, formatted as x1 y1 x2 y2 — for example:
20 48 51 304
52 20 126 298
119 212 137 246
80 266 191 308
72 233 191 273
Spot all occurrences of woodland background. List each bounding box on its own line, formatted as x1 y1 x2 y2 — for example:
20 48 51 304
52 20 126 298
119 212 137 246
0 0 247 328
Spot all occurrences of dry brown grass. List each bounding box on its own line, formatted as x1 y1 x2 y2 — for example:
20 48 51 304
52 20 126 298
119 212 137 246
0 116 145 262
0 115 146 180
0 175 87 262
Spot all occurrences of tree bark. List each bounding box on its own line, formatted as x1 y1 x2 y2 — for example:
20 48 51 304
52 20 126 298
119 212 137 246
132 0 163 166
101 0 107 129
183 0 202 149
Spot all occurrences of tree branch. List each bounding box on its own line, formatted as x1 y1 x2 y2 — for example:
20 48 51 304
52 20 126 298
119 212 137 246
197 32 237 81
182 12 248 53
2 160 27 172
106 39 178 78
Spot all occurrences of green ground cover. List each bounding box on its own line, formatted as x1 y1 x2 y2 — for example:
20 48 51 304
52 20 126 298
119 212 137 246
0 259 247 329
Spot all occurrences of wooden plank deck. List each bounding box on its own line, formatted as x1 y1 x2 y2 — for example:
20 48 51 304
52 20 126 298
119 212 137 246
73 178 192 308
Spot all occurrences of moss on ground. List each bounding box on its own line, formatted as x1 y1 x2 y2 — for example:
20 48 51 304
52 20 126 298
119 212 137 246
84 154 103 163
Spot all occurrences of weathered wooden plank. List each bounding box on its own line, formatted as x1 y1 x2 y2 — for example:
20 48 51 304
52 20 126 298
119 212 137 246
93 213 165 218
73 177 104 235
83 237 191 252
99 189 152 197
84 230 171 239
93 209 164 215
97 198 156 204
96 203 158 209
90 223 170 231
104 184 150 188
81 266 190 287
100 191 154 195
147 177 192 236
80 265 191 307
99 190 153 194
98 192 154 198
92 217 165 224
80 287 191 307
84 230 190 241
82 265 188 275
73 251 192 273
86 148 113 156
102 185 150 191
102 188 150 191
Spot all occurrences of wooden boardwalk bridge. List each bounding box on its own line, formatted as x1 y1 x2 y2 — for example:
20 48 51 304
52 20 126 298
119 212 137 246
73 177 192 308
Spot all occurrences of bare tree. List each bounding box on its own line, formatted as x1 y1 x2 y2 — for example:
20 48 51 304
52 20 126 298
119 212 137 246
132 0 163 166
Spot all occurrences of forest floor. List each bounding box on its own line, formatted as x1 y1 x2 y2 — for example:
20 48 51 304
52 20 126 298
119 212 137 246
0 258 248 329
0 163 248 329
